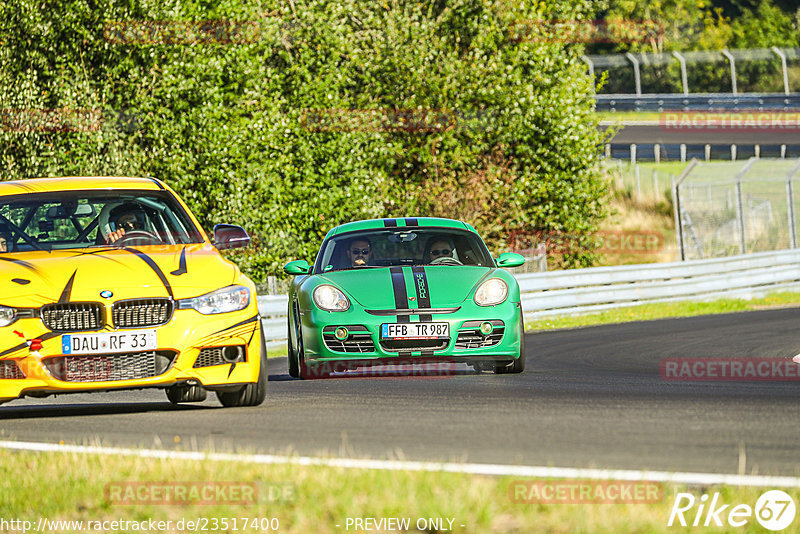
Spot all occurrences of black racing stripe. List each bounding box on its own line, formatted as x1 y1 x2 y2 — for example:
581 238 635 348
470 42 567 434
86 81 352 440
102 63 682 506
0 331 60 358
124 247 173 298
405 218 419 227
389 267 409 323
58 271 77 303
411 266 432 322
147 177 166 190
208 314 260 336
383 218 398 227
0 256 39 273
170 247 187 276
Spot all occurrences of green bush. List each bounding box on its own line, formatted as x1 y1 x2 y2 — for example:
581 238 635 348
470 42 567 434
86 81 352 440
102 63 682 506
0 0 610 280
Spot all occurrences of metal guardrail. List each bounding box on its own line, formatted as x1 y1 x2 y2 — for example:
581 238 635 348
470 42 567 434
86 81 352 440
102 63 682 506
595 93 800 112
257 249 800 342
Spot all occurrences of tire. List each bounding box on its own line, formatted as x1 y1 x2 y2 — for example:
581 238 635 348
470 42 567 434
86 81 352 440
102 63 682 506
287 302 300 378
495 320 526 374
166 384 207 404
216 329 268 407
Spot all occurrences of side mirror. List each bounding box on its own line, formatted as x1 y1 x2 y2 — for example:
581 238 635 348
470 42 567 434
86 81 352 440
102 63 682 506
496 252 525 268
213 224 250 250
284 259 310 275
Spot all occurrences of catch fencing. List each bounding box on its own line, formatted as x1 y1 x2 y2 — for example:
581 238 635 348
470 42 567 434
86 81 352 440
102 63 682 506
257 248 800 343
674 158 800 260
586 47 800 96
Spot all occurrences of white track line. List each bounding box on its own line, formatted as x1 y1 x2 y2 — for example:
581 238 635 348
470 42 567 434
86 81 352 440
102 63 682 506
2 440 800 488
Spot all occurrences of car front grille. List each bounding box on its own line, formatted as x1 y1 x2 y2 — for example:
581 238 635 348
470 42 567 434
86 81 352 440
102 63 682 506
43 351 177 382
0 360 25 379
323 326 375 353
40 303 104 332
113 299 173 328
454 320 505 350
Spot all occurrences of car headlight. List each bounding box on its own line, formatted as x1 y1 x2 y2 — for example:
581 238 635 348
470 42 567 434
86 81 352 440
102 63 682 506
0 306 15 327
179 285 250 314
313 285 350 312
474 279 508 306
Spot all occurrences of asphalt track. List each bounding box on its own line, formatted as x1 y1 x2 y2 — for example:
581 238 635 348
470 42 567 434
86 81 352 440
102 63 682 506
3 307 800 476
606 124 800 145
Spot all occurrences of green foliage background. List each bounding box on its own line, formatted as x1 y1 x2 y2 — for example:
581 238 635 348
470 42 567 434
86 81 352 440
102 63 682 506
0 0 611 280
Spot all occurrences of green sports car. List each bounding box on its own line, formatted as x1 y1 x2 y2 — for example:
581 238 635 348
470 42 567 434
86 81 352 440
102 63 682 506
283 217 526 379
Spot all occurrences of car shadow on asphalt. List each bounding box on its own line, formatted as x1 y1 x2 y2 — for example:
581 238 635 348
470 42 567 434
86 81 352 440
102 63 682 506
0 402 209 420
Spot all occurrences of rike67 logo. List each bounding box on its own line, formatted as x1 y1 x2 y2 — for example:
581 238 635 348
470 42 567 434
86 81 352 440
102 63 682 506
668 490 796 530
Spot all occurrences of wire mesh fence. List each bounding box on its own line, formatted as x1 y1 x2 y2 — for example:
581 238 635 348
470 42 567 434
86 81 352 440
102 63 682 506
585 47 800 95
675 158 800 260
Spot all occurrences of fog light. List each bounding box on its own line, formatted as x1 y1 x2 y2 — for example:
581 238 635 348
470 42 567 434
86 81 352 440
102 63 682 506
334 327 349 341
479 322 494 336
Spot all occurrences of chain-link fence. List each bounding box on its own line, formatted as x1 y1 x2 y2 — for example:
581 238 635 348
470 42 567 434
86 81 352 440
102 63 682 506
675 158 800 260
585 47 800 95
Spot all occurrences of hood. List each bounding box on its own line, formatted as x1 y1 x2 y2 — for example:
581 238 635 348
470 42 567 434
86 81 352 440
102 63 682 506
316 265 493 309
0 244 238 307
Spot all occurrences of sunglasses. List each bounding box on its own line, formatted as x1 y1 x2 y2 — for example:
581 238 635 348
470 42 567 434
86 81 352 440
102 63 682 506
351 248 371 255
431 248 451 255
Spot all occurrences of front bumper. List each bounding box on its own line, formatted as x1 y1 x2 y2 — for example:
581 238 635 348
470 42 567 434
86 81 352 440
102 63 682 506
0 307 262 404
300 300 523 365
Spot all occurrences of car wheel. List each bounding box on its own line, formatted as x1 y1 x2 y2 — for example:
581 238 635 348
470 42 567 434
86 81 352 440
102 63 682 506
166 384 207 404
288 301 301 378
216 329 268 407
495 323 525 374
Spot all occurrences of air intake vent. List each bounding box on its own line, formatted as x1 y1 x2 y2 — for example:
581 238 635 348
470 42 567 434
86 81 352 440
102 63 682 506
113 299 173 328
323 326 375 353
0 360 25 379
455 320 505 350
44 351 176 382
41 303 104 332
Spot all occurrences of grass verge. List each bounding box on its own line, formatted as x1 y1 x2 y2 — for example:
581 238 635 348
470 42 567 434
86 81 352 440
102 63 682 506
526 291 800 332
2 448 798 533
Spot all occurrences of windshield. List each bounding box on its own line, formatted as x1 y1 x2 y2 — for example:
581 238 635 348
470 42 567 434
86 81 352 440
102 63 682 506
0 190 204 252
314 227 495 273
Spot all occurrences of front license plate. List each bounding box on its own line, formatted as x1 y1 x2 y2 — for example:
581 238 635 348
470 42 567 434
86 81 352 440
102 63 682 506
381 322 449 340
61 330 158 355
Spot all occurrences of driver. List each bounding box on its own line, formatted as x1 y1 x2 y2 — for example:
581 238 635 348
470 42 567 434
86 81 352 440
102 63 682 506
346 238 372 267
426 237 456 263
0 232 10 253
105 202 148 244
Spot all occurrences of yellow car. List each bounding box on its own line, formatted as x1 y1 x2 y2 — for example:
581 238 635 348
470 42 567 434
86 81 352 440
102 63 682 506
0 177 266 407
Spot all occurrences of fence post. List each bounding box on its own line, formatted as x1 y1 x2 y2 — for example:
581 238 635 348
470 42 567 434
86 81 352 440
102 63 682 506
654 143 661 164
672 51 689 95
721 49 737 95
582 55 595 79
755 144 760 159
625 52 642 96
787 160 800 249
705 144 711 161
674 159 699 261
630 143 637 164
735 158 757 255
731 144 737 161
635 164 641 201
771 47 790 95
